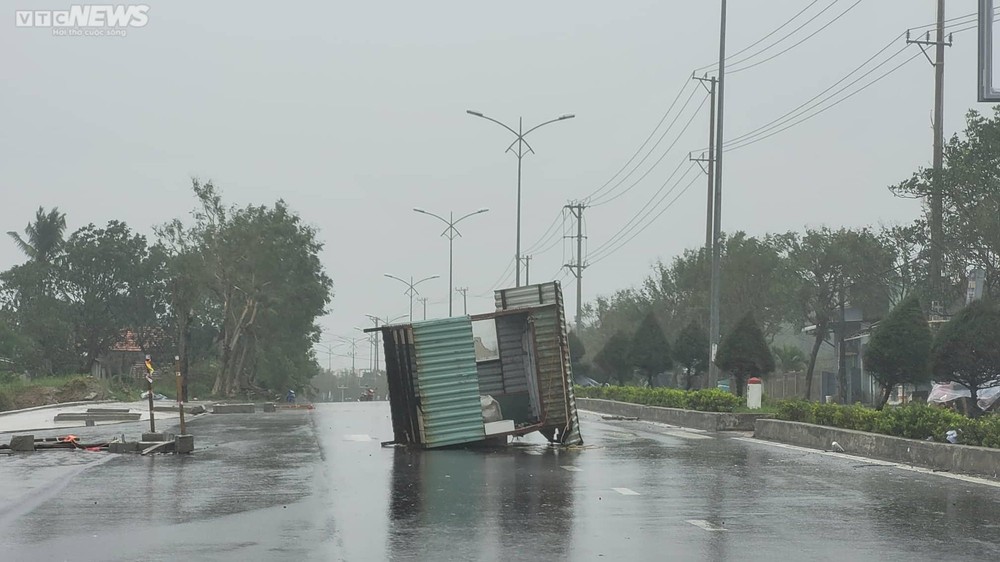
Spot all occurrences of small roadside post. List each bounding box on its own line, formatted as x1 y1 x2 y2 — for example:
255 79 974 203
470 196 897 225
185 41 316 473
174 355 186 435
144 355 156 432
747 377 762 410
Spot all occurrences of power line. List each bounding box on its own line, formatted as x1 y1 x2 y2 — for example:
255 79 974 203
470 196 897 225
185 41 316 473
694 0 824 74
701 12 992 155
587 86 705 206
725 50 922 153
588 160 698 260
522 208 563 254
475 257 516 297
725 16 995 154
582 80 695 203
589 171 704 265
728 0 865 74
589 90 710 207
587 156 690 255
722 38 909 150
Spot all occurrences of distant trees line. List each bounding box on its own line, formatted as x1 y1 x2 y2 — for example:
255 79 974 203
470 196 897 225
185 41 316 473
574 107 1000 407
0 180 333 397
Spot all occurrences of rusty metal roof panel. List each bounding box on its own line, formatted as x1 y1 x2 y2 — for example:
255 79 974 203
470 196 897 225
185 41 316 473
495 281 583 445
530 308 569 428
494 282 560 311
411 317 486 448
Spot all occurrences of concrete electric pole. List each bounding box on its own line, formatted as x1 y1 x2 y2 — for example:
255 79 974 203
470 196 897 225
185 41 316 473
906 0 951 315
563 201 588 332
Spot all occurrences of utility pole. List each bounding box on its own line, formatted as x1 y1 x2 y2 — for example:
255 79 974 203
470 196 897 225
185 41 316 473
419 297 428 320
455 287 469 315
521 255 532 285
563 201 588 332
708 0 727 388
691 75 717 252
367 316 381 376
907 1 951 312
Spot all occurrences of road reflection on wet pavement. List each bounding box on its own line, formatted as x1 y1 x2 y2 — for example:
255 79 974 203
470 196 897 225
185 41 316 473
2 401 1000 561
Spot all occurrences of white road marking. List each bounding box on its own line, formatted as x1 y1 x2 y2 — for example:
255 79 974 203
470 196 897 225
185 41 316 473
343 434 372 441
660 430 712 441
686 519 727 531
561 466 582 472
733 437 1000 489
611 487 640 496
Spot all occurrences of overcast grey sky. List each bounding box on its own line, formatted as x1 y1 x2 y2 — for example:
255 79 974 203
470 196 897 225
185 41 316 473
2 1 997 370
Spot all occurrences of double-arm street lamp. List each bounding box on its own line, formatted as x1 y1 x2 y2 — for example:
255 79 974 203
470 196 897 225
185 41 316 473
384 273 440 322
466 110 575 287
413 207 489 316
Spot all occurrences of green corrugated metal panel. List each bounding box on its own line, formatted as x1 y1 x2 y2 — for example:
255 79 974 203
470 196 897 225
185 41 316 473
412 317 486 448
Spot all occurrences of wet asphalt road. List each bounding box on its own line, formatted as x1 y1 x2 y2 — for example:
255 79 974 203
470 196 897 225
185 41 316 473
2 402 1000 561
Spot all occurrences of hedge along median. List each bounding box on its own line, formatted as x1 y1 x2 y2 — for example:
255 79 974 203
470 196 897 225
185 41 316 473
574 386 773 432
575 386 742 412
753 401 1000 479
773 400 1000 448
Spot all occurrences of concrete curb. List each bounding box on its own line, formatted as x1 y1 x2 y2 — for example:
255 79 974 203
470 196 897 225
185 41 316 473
0 399 114 417
577 398 773 432
754 419 1000 479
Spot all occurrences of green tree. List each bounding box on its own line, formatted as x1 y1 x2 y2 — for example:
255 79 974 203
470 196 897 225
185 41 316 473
628 311 673 387
782 227 896 399
59 221 158 372
929 299 1000 416
568 330 587 376
715 312 775 397
892 107 1000 299
863 294 933 410
593 331 632 385
771 344 806 373
184 180 333 396
673 320 708 390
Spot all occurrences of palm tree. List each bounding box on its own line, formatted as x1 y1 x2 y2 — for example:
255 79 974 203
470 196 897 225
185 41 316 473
771 343 806 373
7 207 67 264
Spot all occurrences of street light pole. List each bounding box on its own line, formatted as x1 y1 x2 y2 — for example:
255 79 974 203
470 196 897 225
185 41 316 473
413 207 489 316
384 273 440 322
466 110 575 287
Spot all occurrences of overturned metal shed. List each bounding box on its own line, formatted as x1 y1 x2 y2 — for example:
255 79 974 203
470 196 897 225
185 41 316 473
371 281 583 449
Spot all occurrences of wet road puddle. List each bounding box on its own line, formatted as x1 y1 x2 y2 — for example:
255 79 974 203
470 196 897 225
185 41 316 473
561 466 583 472
611 487 640 496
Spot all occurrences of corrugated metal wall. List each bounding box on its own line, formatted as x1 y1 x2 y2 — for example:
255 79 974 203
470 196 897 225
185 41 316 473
494 313 539 420
494 283 558 310
383 325 421 445
530 308 569 429
412 317 486 448
495 281 582 445
551 285 583 445
477 360 504 395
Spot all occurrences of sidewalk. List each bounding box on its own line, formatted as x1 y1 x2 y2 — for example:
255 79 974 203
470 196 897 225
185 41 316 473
0 400 194 434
